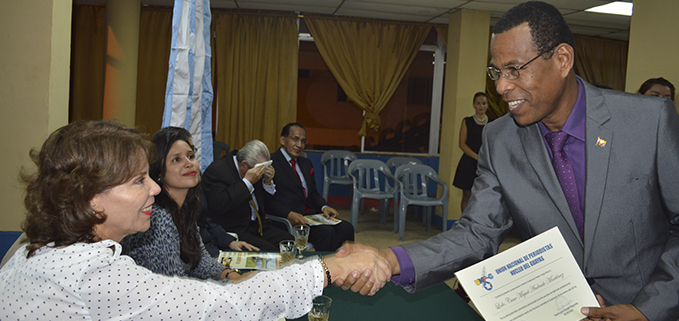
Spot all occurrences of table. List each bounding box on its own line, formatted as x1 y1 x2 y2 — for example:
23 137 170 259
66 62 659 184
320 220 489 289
288 281 484 321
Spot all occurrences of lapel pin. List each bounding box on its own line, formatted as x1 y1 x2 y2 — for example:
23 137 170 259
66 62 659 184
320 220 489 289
596 137 607 148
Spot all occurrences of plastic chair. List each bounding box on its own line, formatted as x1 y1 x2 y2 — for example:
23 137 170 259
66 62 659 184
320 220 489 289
320 150 357 201
265 214 295 234
347 159 398 231
265 215 313 250
387 157 425 221
213 141 230 161
394 164 448 241
386 156 422 174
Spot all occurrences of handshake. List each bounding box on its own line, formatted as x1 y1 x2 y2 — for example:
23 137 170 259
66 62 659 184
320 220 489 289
322 243 400 296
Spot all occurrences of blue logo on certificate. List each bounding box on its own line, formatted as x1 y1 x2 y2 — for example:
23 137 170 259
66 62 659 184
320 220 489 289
473 266 494 291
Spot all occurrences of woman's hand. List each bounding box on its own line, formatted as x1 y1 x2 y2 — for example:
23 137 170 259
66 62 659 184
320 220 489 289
221 268 258 282
323 248 395 296
229 241 260 251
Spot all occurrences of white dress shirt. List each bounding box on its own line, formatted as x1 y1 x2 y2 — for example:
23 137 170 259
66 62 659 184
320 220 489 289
0 240 323 320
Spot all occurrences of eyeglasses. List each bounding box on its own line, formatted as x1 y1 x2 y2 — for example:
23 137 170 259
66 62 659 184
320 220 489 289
288 136 307 145
486 44 558 81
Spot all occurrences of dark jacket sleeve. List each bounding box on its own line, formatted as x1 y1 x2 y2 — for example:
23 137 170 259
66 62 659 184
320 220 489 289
202 151 256 232
198 214 236 257
299 156 328 212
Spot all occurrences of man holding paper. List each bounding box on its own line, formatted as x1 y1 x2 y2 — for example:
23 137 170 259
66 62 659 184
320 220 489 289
337 2 679 320
203 140 293 252
268 123 355 251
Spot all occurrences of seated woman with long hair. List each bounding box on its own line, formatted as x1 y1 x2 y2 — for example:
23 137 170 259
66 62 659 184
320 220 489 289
120 127 257 281
0 120 387 320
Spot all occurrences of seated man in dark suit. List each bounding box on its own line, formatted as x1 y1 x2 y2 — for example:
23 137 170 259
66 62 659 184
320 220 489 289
203 139 293 252
268 123 354 252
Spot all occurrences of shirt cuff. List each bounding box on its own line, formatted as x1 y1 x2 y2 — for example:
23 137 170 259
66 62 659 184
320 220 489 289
263 181 276 195
242 178 254 193
389 246 416 287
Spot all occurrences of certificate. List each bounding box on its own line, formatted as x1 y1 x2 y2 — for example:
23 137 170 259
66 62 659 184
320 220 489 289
455 227 599 321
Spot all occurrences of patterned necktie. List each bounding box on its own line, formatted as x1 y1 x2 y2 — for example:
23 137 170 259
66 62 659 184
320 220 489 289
545 131 584 239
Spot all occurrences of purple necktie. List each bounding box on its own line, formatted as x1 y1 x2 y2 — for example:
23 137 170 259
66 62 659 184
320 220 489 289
545 131 584 239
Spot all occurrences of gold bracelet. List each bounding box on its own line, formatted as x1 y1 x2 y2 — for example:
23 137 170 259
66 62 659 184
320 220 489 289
319 257 331 285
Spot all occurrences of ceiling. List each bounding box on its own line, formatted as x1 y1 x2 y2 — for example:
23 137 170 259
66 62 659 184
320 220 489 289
75 0 632 41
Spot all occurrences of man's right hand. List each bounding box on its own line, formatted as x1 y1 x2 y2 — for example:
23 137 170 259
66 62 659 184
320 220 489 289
287 211 308 226
334 243 399 293
228 241 260 251
244 165 265 185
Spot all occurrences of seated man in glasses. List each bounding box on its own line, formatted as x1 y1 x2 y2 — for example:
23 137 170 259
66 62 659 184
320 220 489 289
337 2 679 320
267 123 355 252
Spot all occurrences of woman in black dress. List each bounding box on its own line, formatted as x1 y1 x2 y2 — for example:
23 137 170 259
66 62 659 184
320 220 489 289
453 92 491 211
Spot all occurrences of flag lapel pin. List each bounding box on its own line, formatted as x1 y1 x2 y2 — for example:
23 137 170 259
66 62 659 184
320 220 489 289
596 137 607 148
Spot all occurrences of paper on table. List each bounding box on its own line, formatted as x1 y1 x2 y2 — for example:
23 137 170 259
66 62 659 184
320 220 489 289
218 251 281 270
455 227 599 321
304 214 342 226
254 160 273 168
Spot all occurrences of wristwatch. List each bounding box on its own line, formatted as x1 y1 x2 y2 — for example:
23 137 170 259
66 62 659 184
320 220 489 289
224 268 241 279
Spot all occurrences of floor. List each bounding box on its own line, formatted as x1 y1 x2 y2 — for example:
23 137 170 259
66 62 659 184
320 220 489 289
332 203 521 313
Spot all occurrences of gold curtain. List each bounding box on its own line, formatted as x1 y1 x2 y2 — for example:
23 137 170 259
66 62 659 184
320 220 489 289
304 16 431 136
434 24 448 48
212 12 298 150
485 75 509 118
69 5 106 122
134 7 173 137
574 35 628 91
484 28 508 118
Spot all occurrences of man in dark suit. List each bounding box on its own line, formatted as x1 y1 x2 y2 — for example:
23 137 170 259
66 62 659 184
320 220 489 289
268 123 354 252
202 139 293 252
337 2 679 320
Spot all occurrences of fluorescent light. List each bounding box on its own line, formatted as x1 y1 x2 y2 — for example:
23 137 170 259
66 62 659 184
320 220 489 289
585 1 633 16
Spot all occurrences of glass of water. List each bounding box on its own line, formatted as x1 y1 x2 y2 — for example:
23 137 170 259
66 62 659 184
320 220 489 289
294 225 310 260
308 295 331 321
279 240 296 264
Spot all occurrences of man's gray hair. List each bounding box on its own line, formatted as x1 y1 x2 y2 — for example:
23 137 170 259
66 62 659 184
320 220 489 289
236 140 270 167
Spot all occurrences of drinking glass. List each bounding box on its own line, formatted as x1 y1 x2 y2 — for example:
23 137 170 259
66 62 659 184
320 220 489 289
294 225 310 260
308 295 332 321
279 240 296 264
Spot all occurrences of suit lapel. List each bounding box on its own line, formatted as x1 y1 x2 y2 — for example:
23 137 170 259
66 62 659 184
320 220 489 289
582 82 612 267
519 123 584 247
274 150 305 192
225 151 241 182
298 158 312 185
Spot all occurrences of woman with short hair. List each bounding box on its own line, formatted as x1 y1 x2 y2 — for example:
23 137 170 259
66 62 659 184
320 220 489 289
0 120 386 320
